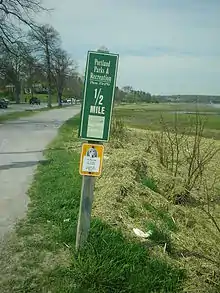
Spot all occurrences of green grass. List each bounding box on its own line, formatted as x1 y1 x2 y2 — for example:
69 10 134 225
114 103 220 139
0 105 69 123
116 102 220 112
23 93 59 103
2 93 59 103
143 203 177 232
141 176 158 193
127 204 142 218
0 116 185 293
145 221 172 253
143 204 176 253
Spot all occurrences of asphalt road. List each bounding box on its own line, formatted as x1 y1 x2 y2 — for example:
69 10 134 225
0 106 80 240
0 103 57 115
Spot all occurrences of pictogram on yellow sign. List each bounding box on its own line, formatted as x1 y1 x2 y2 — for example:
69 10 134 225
79 143 104 177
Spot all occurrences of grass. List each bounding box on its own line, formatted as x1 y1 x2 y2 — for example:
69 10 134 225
114 103 220 139
140 176 158 193
3 93 59 103
145 221 172 253
116 102 220 113
1 102 220 292
143 203 177 232
0 104 70 123
92 121 220 292
0 116 185 293
23 93 62 103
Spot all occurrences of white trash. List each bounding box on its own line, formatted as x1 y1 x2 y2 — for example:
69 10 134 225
133 228 153 238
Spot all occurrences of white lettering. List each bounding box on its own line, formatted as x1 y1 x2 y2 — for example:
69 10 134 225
90 72 111 83
94 59 111 67
90 105 105 115
94 66 105 74
90 105 96 113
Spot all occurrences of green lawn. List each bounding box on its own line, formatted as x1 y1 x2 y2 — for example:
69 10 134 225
23 93 58 103
0 105 64 123
116 102 220 112
1 93 58 103
0 116 185 293
114 103 220 139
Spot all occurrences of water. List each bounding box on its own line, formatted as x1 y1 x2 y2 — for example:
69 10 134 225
210 104 220 109
171 103 220 115
172 111 219 115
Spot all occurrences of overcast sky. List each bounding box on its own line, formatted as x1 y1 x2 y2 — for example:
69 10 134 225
40 0 220 95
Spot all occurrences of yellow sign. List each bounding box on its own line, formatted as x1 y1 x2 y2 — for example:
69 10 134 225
79 143 104 176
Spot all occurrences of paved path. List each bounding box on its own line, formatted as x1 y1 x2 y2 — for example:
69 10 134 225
0 106 80 240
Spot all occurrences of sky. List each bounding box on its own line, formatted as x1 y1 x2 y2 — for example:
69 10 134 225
39 0 220 95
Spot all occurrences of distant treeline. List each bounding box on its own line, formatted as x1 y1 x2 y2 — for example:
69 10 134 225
156 95 220 104
115 86 220 104
115 86 159 103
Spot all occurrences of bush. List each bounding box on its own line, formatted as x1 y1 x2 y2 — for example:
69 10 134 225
152 111 220 203
111 117 127 140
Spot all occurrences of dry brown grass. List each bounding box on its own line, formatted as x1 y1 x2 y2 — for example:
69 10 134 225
93 127 220 293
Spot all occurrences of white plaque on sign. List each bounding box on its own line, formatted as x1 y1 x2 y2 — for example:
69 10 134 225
87 115 105 139
82 157 100 173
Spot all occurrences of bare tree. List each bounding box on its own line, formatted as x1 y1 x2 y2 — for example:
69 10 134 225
51 48 76 106
0 42 28 102
153 109 220 204
29 24 61 107
202 174 220 234
65 74 83 101
0 0 47 52
183 112 220 196
23 53 44 99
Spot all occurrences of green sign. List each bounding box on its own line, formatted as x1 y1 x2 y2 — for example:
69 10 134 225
79 51 119 142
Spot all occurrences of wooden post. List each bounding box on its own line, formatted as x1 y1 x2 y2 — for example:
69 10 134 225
76 48 118 251
76 140 104 251
75 165 96 251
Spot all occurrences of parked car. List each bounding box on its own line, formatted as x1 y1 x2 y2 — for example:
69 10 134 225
62 97 74 104
0 99 8 108
62 98 68 103
1 98 10 105
29 97 41 105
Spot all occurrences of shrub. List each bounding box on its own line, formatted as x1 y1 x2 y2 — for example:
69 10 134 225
111 117 127 140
